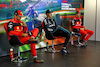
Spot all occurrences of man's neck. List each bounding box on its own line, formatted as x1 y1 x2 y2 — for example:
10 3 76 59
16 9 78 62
47 17 52 19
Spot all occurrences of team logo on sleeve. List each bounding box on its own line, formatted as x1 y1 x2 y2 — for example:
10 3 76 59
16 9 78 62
8 22 13 29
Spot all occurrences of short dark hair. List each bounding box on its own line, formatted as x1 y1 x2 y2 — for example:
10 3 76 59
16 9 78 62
46 10 52 14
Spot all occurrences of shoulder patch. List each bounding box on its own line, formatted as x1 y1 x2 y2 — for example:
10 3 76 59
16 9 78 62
8 22 14 29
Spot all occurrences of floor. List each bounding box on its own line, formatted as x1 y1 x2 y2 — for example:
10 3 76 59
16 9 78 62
0 41 100 67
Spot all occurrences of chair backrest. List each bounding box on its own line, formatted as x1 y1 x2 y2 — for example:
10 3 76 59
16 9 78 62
4 23 23 46
4 23 10 39
69 20 73 29
4 23 8 32
41 22 44 30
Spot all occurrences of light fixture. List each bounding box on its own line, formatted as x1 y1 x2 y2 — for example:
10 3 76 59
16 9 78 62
20 0 27 3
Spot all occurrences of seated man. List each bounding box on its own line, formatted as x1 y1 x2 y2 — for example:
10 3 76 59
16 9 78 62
71 10 94 45
42 10 71 54
7 10 44 63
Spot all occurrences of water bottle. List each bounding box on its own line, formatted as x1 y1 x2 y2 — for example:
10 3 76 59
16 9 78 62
71 37 74 45
46 42 49 50
10 48 13 59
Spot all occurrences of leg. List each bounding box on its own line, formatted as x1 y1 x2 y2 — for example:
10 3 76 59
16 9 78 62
30 28 39 38
79 29 87 41
19 28 39 43
84 30 94 41
19 33 43 62
23 39 44 63
79 30 89 46
30 43 37 57
20 36 37 57
53 26 71 47
53 26 71 53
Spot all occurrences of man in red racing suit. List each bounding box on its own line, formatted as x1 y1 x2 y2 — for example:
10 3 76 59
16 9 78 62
71 10 94 45
7 10 44 63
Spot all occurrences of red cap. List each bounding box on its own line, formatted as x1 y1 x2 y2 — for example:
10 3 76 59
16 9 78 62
14 10 23 16
76 10 81 14
17 10 23 16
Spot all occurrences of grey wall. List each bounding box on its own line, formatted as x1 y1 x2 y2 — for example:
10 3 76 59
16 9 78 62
84 0 100 41
96 0 100 41
84 0 96 41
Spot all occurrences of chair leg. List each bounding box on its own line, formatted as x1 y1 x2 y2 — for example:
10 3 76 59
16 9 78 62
71 37 74 45
45 40 60 53
11 46 28 63
51 40 60 53
78 36 80 43
18 46 21 62
75 36 81 47
52 40 55 51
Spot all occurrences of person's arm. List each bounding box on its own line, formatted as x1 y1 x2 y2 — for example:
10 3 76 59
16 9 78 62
84 26 87 30
23 22 28 33
23 22 27 27
21 22 28 33
53 19 58 27
71 19 75 27
81 19 87 30
81 19 85 28
23 26 28 33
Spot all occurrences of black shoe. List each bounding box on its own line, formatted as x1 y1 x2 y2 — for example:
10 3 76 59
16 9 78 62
34 57 44 63
61 47 70 54
80 40 87 47
81 40 87 47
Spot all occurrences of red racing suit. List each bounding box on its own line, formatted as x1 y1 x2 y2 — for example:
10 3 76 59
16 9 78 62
7 18 39 57
71 17 94 41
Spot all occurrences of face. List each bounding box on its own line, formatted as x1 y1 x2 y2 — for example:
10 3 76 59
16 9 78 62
76 13 81 18
46 13 52 19
15 15 21 21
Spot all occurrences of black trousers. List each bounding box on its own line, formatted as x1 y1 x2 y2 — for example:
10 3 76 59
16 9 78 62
53 26 71 47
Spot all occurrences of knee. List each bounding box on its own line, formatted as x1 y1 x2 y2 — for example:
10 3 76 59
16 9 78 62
79 30 87 35
67 33 71 38
84 32 87 35
34 28 39 32
90 30 94 35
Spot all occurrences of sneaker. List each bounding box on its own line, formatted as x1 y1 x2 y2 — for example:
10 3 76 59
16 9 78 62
34 57 44 63
75 42 82 47
81 41 87 47
28 38 37 43
20 57 28 62
61 47 70 54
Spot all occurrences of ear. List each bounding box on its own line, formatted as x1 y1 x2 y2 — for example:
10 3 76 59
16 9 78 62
14 15 16 17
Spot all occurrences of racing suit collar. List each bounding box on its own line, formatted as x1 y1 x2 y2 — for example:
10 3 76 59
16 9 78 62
14 18 20 23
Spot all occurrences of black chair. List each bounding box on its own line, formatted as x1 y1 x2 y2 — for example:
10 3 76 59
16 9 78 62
69 20 83 47
41 22 60 53
4 23 28 62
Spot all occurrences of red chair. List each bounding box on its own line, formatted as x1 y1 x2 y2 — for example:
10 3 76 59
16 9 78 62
41 22 61 53
69 20 82 47
4 23 28 62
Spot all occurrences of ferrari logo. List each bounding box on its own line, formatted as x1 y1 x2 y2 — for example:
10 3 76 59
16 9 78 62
77 22 79 24
17 27 19 29
20 12 22 15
